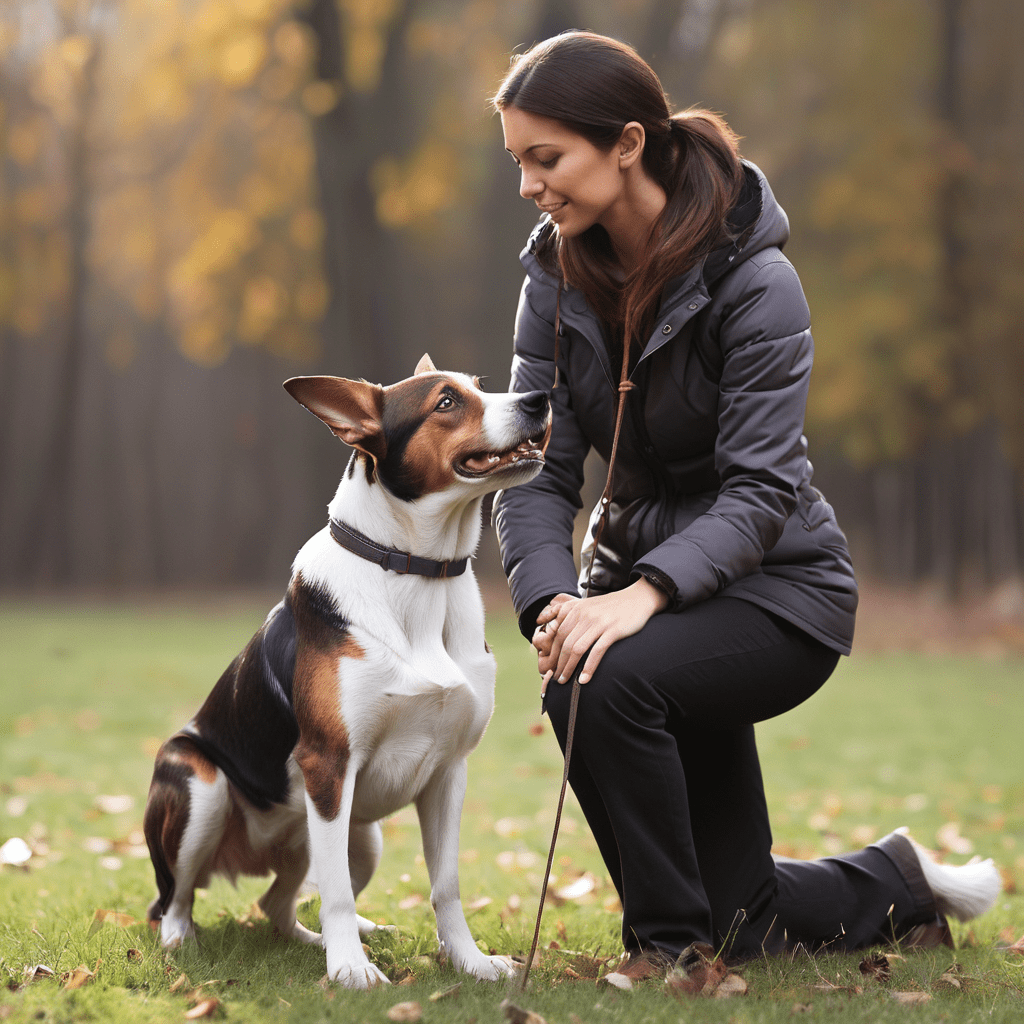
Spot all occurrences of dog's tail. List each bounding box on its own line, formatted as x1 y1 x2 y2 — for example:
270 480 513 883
143 744 192 925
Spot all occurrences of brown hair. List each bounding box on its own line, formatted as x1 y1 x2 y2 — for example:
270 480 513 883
494 31 743 349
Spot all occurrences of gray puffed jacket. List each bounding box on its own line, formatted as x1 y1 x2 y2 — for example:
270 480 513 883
494 161 857 655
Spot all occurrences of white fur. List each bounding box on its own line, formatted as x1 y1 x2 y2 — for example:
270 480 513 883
152 379 544 987
895 827 1002 921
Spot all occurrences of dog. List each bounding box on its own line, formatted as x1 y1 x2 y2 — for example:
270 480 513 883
143 354 551 988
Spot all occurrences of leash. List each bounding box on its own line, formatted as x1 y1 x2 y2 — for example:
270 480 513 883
520 282 635 989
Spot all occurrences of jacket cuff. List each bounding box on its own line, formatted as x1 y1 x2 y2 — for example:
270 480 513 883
518 594 559 640
630 566 680 608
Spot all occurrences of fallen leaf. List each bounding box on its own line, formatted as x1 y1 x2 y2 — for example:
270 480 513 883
428 982 461 1001
184 997 221 1018
859 952 891 983
397 893 423 910
713 972 748 998
529 723 544 736
936 821 973 855
95 794 134 815
126 949 143 962
566 954 608 979
169 972 192 994
599 972 633 990
554 871 598 901
500 998 548 1024
603 894 622 913
1005 933 1024 955
60 965 94 990
88 908 138 936
0 838 32 866
465 896 492 912
791 1003 813 1014
891 991 932 1005
386 1001 422 1023
23 965 55 983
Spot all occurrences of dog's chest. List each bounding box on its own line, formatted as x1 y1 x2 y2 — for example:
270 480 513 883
343 638 494 821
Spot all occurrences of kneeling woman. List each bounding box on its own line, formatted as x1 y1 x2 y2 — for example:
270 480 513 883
492 30 999 973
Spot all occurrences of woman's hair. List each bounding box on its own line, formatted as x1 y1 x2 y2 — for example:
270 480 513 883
494 31 743 349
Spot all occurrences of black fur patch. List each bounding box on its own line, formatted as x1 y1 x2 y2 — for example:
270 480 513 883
376 376 445 501
187 600 300 810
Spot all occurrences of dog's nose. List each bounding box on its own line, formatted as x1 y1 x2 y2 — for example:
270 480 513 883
518 390 549 416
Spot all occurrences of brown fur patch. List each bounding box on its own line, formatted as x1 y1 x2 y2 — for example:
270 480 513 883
288 576 362 822
388 376 487 498
167 738 218 785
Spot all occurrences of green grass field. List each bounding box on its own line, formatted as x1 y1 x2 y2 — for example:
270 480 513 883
1 597 1023 1023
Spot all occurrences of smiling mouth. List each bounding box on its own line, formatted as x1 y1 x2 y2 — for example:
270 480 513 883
458 432 547 478
538 202 567 213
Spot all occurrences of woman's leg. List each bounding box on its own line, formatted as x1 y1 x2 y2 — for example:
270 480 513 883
543 597 935 960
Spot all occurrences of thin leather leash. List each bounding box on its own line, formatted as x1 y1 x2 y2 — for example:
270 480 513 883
520 281 635 989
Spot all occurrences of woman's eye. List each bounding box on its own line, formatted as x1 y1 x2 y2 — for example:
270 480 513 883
435 395 454 411
539 156 557 169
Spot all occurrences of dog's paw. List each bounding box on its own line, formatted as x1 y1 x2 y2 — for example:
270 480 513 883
356 914 396 938
159 916 195 948
289 921 323 945
458 951 519 982
326 958 391 989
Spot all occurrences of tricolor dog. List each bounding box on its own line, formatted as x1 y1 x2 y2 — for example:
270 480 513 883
143 355 551 988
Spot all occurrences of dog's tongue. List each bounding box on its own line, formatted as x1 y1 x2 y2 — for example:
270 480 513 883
463 453 499 473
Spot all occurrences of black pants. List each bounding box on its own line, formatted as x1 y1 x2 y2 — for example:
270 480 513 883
543 597 933 960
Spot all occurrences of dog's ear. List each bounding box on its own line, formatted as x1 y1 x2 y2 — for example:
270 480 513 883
283 376 385 459
414 353 437 375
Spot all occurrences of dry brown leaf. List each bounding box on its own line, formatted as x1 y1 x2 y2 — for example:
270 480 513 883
184 997 221 1019
599 972 633 990
891 991 933 1005
666 942 728 997
88 908 138 936
169 972 192 994
811 983 863 996
859 952 892 983
465 896 492 913
60 965 94 990
500 998 548 1024
1005 933 1024 955
713 972 748 998
397 893 423 911
554 871 598 901
386 1002 423 1023
126 948 143 962
23 964 55 983
529 723 545 736
566 954 607 979
791 1003 813 1014
428 983 461 1002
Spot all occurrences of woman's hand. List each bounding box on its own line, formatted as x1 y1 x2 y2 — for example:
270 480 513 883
532 579 669 695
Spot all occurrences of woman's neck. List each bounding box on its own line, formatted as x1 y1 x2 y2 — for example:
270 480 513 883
600 169 668 273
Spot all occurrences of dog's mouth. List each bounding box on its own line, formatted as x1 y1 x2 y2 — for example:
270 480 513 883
457 431 547 478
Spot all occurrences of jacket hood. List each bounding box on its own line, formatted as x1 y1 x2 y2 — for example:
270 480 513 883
520 160 790 291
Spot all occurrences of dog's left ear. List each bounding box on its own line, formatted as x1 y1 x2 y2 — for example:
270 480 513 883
283 376 385 460
414 353 437 375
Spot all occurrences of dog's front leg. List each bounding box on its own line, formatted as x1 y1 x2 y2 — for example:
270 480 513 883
304 771 389 989
417 760 516 982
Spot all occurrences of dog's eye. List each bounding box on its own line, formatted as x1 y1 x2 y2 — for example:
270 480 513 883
435 395 455 411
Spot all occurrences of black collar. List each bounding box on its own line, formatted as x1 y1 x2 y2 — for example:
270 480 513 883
328 518 469 578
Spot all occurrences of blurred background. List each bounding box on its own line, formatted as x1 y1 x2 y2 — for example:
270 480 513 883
1 0 1022 609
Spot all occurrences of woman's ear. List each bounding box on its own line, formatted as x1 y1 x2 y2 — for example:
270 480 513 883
618 122 646 169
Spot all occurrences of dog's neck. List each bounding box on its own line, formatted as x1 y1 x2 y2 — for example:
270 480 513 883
327 458 484 565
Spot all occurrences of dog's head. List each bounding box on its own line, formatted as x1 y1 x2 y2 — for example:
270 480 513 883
284 355 551 502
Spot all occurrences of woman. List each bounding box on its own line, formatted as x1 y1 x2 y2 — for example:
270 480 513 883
491 31 999 973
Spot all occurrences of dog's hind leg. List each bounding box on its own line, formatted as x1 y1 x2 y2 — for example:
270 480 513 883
259 832 322 945
158 771 232 947
349 820 390 938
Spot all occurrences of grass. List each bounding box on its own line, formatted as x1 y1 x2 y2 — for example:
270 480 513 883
1 594 1023 1023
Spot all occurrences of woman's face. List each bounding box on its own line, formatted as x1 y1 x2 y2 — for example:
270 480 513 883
500 106 626 239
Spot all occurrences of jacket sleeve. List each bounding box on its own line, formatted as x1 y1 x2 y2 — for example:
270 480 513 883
631 256 813 609
494 276 590 635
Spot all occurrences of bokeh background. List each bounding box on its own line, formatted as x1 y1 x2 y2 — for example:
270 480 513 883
1 0 1022 606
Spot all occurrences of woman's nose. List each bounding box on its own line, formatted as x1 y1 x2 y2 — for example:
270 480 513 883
520 168 543 199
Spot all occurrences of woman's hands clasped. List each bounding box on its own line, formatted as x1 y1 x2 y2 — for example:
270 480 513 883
532 578 670 696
